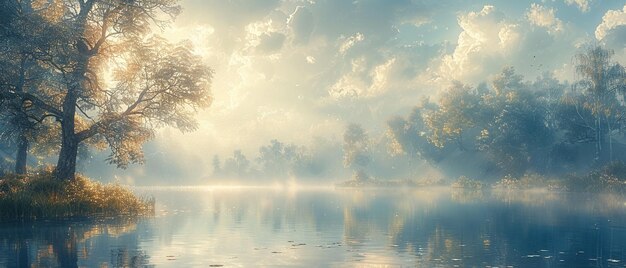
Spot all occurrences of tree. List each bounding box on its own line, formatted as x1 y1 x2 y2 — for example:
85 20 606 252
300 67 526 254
212 155 221 177
0 1 62 174
387 105 443 165
0 0 213 180
343 123 371 178
425 81 482 150
222 150 251 178
257 139 302 178
572 46 626 163
478 88 554 175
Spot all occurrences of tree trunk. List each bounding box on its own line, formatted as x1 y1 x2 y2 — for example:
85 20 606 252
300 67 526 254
54 90 78 180
55 133 78 180
14 133 28 175
55 47 89 180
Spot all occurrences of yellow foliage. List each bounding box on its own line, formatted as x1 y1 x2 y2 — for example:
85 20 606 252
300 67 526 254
0 170 153 219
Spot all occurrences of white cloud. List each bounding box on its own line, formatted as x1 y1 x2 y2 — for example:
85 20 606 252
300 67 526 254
435 4 585 85
498 24 522 48
526 3 563 32
564 0 591 12
595 5 626 40
85 0 621 183
438 5 511 81
370 58 397 95
339 32 365 54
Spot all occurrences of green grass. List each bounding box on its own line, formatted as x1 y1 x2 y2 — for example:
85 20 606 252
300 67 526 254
0 169 154 220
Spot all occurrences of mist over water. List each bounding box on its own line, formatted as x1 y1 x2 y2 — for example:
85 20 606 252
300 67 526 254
2 187 626 267
1 1 626 267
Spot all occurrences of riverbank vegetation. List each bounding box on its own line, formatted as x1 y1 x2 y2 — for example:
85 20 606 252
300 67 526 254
0 169 153 220
336 160 626 194
218 45 626 192
444 161 626 194
0 1 212 219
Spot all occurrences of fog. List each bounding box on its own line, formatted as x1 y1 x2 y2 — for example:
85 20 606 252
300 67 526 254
2 1 626 186
3 2 626 267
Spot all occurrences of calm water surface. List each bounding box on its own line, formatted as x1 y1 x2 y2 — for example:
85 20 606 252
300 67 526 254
1 187 626 267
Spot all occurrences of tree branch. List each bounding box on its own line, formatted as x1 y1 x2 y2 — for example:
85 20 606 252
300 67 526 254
0 91 62 118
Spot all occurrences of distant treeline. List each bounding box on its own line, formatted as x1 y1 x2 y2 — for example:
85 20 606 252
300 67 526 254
214 46 626 182
385 46 626 180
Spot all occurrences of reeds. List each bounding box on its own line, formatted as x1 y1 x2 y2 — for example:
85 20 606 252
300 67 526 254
0 170 154 220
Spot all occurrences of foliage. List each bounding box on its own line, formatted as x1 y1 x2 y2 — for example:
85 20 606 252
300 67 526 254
343 123 371 169
0 169 153 220
0 1 63 174
491 173 558 191
451 176 484 190
387 105 444 163
256 139 303 178
387 46 626 180
564 162 626 194
0 0 213 180
425 82 481 149
570 46 626 163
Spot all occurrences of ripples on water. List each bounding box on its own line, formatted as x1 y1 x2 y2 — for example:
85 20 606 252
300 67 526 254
1 186 626 267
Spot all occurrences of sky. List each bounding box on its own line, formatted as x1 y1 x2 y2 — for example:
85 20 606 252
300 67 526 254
83 0 626 184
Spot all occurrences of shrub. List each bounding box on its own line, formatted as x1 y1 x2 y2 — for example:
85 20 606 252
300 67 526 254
564 162 626 194
451 176 484 190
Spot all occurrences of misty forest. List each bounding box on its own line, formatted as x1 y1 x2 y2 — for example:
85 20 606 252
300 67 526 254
1 0 626 267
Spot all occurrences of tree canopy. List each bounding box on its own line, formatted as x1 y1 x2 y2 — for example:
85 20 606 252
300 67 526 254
0 0 213 180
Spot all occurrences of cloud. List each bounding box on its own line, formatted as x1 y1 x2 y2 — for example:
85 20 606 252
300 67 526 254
178 0 281 28
83 0 622 184
339 33 365 54
595 5 626 41
438 5 512 82
526 3 563 32
288 6 315 44
564 0 591 12
255 32 286 53
435 4 583 85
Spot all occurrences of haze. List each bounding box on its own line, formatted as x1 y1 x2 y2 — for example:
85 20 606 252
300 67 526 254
79 0 626 185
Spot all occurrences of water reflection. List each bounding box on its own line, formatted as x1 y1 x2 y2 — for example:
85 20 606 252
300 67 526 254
0 217 149 267
0 187 625 267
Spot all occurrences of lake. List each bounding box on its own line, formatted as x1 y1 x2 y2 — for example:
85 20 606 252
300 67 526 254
1 186 626 267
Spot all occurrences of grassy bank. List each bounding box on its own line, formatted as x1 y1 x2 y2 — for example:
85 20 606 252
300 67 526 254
337 163 626 194
452 162 626 194
0 170 154 220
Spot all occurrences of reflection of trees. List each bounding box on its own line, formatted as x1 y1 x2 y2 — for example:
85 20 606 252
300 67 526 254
0 218 149 267
13 188 617 267
316 188 626 267
451 188 485 203
385 192 626 267
491 189 560 206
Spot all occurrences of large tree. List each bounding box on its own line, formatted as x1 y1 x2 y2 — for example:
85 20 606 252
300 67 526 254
571 46 626 163
425 81 482 151
0 1 62 174
0 0 213 180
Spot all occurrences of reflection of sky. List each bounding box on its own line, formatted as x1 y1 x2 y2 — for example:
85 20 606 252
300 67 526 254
1 188 626 267
81 1 626 184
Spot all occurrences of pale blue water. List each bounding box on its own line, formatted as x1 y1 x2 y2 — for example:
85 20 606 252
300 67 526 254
1 187 626 267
